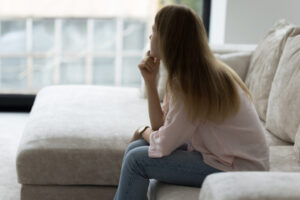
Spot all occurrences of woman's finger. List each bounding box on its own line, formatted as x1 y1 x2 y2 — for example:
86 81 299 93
145 62 154 72
145 56 155 66
139 63 150 72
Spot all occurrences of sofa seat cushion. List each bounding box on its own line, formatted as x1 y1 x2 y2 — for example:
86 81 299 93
16 85 149 185
269 146 300 172
148 179 200 200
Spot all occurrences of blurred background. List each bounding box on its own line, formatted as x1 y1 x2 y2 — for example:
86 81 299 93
1 0 300 111
0 0 205 95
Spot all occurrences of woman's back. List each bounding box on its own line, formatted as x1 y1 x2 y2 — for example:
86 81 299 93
159 82 270 172
188 83 269 171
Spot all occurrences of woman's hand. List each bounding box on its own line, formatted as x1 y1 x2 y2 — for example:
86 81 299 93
138 50 160 86
129 128 144 143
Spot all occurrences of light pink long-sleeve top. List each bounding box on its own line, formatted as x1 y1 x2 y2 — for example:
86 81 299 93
148 83 270 172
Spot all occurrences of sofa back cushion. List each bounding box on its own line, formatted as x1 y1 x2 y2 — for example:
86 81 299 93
294 126 300 161
245 20 294 122
215 52 252 82
265 28 300 143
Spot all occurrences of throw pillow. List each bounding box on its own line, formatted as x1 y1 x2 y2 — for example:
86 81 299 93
265 28 300 143
244 19 294 122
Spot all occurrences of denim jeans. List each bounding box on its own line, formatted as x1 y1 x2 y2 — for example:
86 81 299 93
114 139 223 200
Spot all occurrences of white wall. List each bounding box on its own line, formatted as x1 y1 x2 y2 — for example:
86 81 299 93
210 0 300 45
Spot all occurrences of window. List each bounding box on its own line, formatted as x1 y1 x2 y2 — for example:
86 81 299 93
0 18 146 92
0 0 211 111
159 0 211 35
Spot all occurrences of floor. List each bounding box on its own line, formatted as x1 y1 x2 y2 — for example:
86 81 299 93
0 112 30 200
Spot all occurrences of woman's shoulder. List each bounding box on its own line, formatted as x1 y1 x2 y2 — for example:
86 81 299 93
233 80 252 106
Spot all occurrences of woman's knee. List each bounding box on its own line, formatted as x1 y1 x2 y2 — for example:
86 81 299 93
125 139 148 155
123 146 149 175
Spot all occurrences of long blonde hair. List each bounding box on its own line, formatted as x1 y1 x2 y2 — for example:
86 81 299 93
155 5 253 124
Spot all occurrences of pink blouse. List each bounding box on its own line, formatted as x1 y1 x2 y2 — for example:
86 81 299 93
148 84 270 172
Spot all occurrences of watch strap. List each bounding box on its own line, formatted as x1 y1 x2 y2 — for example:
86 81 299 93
138 125 150 136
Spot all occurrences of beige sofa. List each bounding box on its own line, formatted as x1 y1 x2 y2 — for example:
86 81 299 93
16 19 300 200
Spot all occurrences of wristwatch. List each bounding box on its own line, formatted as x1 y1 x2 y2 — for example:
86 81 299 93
137 125 150 136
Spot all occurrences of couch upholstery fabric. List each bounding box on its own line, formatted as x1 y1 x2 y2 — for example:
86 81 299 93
21 185 116 200
269 146 300 172
16 85 149 185
148 179 200 200
199 172 300 200
245 20 294 121
260 120 292 146
294 126 300 161
215 52 252 82
265 28 300 143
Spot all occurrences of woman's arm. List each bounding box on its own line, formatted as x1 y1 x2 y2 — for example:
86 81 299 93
138 51 164 131
145 82 164 131
147 95 198 158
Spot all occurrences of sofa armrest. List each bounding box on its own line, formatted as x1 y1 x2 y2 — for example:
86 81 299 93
199 172 300 200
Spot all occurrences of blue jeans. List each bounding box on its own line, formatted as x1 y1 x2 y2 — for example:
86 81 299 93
114 139 223 200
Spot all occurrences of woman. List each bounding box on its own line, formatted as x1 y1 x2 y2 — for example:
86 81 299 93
114 5 269 200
